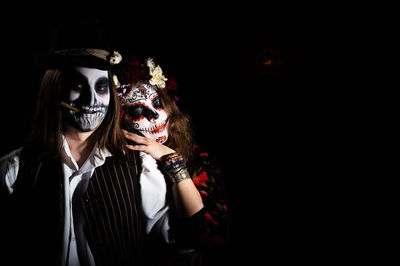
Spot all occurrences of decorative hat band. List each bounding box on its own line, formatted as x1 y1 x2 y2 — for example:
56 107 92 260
53 48 122 65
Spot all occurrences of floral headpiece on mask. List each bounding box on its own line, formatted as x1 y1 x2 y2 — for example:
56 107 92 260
114 56 178 104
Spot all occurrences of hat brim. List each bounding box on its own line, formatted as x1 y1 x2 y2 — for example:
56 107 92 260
45 53 112 71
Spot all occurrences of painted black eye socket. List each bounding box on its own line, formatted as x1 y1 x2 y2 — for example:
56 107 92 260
62 70 86 93
71 83 85 92
95 77 109 94
152 96 162 109
128 104 145 120
95 85 109 94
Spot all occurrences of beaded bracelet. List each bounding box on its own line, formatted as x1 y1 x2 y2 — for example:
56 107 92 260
164 157 185 172
162 152 181 162
161 152 191 184
164 154 184 164
162 152 184 170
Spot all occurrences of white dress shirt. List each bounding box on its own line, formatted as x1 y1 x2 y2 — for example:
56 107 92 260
139 152 172 243
59 136 111 266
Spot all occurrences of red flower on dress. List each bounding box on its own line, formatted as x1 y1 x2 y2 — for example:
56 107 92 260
199 190 208 197
204 212 218 226
192 171 208 187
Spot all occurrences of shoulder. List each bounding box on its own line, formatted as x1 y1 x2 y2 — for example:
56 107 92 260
0 148 23 171
0 147 23 193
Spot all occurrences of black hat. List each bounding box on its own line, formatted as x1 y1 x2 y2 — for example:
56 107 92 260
45 19 121 70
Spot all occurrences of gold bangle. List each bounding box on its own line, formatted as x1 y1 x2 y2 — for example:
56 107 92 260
168 168 191 184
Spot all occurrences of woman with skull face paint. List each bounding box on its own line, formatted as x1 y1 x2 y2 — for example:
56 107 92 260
0 21 144 266
115 56 230 265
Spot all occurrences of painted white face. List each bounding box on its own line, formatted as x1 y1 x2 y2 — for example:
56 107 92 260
121 84 168 143
61 67 110 132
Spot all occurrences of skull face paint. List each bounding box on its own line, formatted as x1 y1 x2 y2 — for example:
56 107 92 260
61 67 110 132
121 84 168 143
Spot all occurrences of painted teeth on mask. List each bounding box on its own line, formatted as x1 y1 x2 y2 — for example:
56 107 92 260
79 106 106 113
76 112 103 119
139 120 166 134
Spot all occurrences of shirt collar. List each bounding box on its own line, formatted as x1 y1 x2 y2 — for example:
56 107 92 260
61 135 112 173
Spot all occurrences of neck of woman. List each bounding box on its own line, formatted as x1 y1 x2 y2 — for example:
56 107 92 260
64 125 97 168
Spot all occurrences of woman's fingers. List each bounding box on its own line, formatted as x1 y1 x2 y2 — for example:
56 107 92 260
122 129 147 144
122 129 176 161
125 144 147 152
123 130 149 152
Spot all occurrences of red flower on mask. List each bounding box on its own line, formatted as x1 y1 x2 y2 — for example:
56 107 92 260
115 56 179 101
164 74 178 95
117 56 151 85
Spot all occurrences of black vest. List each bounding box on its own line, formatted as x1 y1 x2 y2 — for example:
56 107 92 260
1 150 144 266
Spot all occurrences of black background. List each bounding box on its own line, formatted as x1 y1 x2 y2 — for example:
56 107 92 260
1 1 333 264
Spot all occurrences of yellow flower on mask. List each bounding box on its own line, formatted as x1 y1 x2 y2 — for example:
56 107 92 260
146 58 167 89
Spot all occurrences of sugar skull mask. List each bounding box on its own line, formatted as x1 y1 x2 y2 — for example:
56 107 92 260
120 83 168 143
61 66 110 132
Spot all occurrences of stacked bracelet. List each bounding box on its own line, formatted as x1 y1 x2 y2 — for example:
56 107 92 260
162 152 191 184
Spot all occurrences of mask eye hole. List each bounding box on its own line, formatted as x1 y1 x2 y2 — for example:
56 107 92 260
152 96 163 110
128 104 145 120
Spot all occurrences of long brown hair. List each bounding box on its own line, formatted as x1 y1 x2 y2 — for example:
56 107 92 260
156 88 196 171
28 68 127 159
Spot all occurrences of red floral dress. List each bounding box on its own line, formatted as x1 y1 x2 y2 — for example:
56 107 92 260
173 145 230 249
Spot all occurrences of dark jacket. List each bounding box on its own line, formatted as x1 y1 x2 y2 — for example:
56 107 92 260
0 149 143 266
